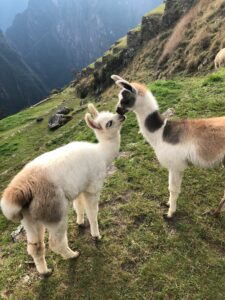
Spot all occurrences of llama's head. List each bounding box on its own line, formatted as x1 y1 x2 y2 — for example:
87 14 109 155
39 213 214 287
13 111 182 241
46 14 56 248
111 75 158 115
85 103 125 141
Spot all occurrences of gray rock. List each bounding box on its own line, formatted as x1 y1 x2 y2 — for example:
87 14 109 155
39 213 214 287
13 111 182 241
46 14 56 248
48 114 72 130
56 106 72 115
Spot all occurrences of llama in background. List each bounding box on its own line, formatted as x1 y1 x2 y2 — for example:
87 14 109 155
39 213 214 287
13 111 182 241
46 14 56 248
112 74 225 219
215 48 225 70
1 104 125 275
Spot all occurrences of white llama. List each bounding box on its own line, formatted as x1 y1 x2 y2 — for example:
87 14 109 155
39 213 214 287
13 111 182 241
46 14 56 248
1 104 125 275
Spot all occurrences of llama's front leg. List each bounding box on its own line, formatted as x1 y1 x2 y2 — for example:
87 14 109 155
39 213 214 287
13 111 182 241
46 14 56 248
166 170 183 218
83 192 101 240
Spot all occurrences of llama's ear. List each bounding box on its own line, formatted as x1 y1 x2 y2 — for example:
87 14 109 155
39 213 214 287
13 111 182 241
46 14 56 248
88 103 99 118
116 80 136 93
111 75 136 93
111 74 124 82
85 113 102 130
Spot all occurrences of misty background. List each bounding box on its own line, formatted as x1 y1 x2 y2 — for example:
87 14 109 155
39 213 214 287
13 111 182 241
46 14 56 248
0 0 163 117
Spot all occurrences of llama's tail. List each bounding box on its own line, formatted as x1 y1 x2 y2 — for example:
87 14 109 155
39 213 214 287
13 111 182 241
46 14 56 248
1 180 32 222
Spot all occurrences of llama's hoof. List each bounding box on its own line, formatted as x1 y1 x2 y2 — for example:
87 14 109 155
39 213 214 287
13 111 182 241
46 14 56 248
161 202 170 208
92 235 102 243
77 223 86 229
69 251 80 259
40 268 53 278
63 250 80 260
203 209 220 217
163 213 174 221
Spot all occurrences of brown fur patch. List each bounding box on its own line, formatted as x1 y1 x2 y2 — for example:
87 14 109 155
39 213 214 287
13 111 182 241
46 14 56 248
3 167 64 223
131 82 148 96
186 117 225 162
163 116 225 163
189 117 225 162
163 120 189 144
3 169 33 208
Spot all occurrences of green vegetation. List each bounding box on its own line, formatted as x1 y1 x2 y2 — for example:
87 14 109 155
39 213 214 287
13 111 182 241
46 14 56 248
115 36 127 49
0 70 225 299
130 24 141 33
145 3 165 17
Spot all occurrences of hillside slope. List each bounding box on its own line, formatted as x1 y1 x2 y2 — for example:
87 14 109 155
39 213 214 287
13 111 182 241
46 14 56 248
0 31 47 118
0 69 225 299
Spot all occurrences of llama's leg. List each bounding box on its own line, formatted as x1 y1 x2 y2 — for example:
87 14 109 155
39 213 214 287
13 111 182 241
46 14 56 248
166 170 183 218
22 217 51 275
47 219 79 259
83 192 101 240
210 189 225 217
215 61 218 70
73 193 85 226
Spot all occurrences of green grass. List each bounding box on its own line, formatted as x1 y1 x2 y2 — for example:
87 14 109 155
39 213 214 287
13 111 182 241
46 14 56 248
145 4 165 17
130 24 141 33
0 70 225 299
115 36 127 49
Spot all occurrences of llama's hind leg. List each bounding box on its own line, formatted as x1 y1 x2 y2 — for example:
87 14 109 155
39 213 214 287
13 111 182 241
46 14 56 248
209 160 225 216
83 192 101 240
22 217 51 275
209 189 225 217
166 170 183 219
73 193 85 226
47 219 79 259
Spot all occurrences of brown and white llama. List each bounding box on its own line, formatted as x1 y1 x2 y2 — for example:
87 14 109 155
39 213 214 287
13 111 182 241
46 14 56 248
112 74 225 219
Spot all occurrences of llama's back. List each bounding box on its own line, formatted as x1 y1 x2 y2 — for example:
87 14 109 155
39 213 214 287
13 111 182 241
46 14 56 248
29 141 106 199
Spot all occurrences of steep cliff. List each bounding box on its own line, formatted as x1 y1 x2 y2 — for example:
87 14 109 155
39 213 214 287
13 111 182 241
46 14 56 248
6 0 163 90
0 0 28 31
72 0 225 98
0 31 47 118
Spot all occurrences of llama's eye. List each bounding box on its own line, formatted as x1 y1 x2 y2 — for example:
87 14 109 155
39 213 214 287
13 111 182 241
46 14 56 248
106 120 113 128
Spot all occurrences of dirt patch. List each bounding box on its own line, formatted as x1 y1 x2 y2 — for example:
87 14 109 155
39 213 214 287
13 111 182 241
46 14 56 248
100 189 134 209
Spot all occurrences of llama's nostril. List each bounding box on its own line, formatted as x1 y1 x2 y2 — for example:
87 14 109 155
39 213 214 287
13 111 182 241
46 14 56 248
118 115 126 122
116 106 128 115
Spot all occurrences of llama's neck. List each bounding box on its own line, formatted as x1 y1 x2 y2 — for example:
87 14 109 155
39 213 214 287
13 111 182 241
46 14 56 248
98 134 121 166
134 92 164 146
135 91 159 118
135 92 159 128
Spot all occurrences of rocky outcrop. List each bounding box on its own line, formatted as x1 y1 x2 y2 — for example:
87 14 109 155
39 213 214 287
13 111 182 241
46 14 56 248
73 0 198 99
127 30 142 49
48 114 72 130
141 14 162 42
56 106 72 115
162 0 197 29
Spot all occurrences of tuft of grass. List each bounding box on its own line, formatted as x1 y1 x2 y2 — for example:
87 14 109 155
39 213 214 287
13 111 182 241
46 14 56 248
202 72 224 86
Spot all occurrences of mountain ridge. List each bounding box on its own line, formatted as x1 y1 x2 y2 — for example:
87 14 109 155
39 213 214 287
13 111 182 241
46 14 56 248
6 0 163 90
0 30 47 118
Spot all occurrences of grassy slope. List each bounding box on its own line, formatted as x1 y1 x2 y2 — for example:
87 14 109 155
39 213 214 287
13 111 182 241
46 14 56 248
0 70 225 299
145 3 165 16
